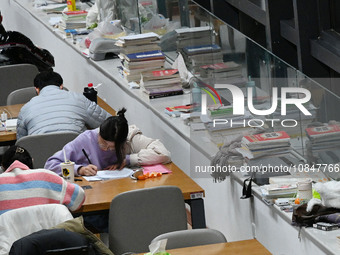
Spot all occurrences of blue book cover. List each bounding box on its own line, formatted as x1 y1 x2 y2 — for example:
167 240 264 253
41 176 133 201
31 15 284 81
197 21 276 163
182 44 221 55
125 50 165 61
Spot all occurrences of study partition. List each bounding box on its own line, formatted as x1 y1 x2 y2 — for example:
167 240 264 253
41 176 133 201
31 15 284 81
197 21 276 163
121 0 340 180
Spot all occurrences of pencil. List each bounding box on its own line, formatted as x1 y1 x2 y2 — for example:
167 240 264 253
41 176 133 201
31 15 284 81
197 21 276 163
82 148 92 164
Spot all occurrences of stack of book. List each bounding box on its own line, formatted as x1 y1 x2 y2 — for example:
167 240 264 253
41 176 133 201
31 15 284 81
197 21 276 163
116 32 165 83
199 61 242 79
260 183 297 199
59 10 87 30
140 69 183 99
236 131 291 160
269 100 317 137
181 44 223 73
175 26 214 50
203 106 255 146
174 27 223 73
305 124 340 166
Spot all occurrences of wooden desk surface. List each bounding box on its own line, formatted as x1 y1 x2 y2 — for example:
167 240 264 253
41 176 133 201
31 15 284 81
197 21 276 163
0 104 23 142
0 97 115 143
75 163 205 213
97 97 116 116
137 240 271 255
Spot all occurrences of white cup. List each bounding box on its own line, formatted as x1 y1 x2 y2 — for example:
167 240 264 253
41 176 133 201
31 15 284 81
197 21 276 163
297 180 313 200
60 161 75 182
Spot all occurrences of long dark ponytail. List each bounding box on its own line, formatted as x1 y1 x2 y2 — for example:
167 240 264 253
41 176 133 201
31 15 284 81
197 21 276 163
99 108 128 168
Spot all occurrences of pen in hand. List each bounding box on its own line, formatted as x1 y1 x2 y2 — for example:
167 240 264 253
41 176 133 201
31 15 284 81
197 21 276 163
82 149 92 164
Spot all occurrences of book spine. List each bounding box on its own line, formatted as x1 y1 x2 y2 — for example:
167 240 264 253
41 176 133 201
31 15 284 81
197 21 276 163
148 90 184 99
313 223 339 231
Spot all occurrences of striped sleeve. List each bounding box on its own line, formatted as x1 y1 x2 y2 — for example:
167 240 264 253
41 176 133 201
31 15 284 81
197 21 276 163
61 179 85 211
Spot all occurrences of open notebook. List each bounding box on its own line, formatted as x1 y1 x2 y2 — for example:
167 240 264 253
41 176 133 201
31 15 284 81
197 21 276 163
83 168 134 181
82 164 172 181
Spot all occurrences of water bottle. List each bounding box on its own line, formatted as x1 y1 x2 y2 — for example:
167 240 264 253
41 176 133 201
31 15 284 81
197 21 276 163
246 76 257 101
83 83 97 104
191 82 202 112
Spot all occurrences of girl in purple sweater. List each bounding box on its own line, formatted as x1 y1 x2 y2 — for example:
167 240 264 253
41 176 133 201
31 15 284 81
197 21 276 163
45 108 171 176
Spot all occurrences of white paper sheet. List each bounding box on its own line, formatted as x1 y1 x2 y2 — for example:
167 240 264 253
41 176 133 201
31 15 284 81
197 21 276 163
83 168 134 181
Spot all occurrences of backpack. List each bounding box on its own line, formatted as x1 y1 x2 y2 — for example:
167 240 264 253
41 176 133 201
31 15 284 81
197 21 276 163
292 203 340 227
0 30 54 71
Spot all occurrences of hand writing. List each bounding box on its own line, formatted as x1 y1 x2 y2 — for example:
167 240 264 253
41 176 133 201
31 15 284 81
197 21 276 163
105 160 126 170
78 164 98 176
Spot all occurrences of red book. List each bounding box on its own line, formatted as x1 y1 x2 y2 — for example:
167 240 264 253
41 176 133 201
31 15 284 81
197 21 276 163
242 131 290 150
305 124 340 136
142 69 180 83
151 69 179 77
63 10 88 16
305 124 340 142
166 104 193 112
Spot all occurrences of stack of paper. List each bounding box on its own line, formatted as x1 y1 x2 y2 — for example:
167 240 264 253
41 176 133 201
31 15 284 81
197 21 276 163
83 168 133 181
5 119 17 132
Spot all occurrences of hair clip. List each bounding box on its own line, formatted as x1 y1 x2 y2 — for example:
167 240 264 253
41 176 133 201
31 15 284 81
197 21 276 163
15 147 25 154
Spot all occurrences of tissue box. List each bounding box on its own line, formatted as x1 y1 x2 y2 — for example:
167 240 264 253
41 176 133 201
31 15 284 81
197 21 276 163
5 119 17 132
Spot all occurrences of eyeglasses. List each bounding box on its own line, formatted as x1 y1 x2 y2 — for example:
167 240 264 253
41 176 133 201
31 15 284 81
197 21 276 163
98 135 115 151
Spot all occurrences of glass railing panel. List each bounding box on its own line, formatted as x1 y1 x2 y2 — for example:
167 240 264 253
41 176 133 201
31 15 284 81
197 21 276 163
297 72 340 180
114 0 340 180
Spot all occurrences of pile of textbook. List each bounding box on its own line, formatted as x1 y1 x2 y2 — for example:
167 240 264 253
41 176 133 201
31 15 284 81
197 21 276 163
305 123 340 168
59 10 87 31
140 69 183 99
116 32 165 83
199 61 242 79
174 27 223 73
268 100 317 137
203 105 256 147
236 131 291 160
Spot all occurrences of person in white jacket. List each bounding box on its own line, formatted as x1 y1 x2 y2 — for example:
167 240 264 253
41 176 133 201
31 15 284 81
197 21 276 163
45 108 171 176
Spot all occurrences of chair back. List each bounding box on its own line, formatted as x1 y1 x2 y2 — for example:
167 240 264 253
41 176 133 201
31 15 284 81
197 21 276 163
16 131 79 168
7 87 37 105
109 186 187 255
151 228 227 250
0 64 39 105
7 86 69 105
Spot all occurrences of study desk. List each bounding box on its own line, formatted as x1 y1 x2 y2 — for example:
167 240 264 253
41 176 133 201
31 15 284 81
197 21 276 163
0 97 115 143
74 163 206 229
136 239 271 255
0 104 23 143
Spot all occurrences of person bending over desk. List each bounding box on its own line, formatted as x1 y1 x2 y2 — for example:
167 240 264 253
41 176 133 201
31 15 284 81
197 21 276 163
0 146 85 215
16 71 110 140
44 108 171 176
